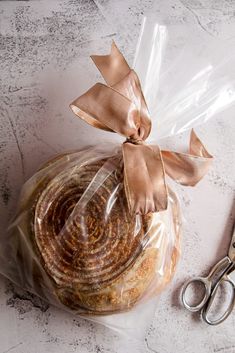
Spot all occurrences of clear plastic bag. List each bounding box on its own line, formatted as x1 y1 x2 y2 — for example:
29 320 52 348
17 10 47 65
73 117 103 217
1 15 235 339
2 145 180 337
134 16 235 140
3 143 181 308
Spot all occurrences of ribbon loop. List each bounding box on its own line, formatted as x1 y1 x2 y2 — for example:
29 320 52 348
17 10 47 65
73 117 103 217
70 42 212 215
70 83 137 136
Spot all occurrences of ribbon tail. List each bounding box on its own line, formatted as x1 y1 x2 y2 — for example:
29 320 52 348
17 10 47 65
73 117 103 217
91 41 131 86
189 129 212 157
122 143 168 214
162 129 213 186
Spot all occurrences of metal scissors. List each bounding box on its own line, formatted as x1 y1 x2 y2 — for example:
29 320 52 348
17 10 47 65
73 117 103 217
181 220 235 325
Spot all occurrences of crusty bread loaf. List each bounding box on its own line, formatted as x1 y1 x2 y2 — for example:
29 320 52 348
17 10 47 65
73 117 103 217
8 150 181 314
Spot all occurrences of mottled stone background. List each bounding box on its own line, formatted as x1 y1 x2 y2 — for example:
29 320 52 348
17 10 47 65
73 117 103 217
0 1 235 352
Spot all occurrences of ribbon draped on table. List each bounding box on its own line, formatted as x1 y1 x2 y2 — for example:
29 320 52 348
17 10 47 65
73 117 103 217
70 42 212 215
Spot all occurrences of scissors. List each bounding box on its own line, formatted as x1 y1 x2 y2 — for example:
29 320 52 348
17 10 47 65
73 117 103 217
181 220 235 325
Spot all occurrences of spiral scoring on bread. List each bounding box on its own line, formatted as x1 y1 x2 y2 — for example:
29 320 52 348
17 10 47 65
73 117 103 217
34 160 147 293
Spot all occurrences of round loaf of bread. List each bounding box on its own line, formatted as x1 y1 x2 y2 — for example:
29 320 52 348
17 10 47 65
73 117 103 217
7 148 181 315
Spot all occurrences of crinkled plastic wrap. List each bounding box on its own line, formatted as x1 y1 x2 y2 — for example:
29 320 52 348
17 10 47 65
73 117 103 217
3 145 180 317
1 16 235 338
2 147 181 340
134 16 235 140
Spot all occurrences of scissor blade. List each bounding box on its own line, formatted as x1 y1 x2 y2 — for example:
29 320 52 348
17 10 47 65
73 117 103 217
228 220 235 261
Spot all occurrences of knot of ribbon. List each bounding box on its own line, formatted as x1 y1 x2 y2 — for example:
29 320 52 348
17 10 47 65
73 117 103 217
70 41 212 215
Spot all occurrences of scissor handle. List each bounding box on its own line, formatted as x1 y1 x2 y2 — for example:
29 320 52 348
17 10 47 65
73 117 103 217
181 257 232 313
181 276 212 312
202 269 235 325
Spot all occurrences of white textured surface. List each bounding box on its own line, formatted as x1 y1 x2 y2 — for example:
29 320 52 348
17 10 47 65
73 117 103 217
0 1 235 352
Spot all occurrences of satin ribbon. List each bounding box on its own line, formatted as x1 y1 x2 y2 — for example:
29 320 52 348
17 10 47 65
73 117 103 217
70 41 212 214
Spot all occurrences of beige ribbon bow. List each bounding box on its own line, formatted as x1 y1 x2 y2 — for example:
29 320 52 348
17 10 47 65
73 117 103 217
70 41 212 215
